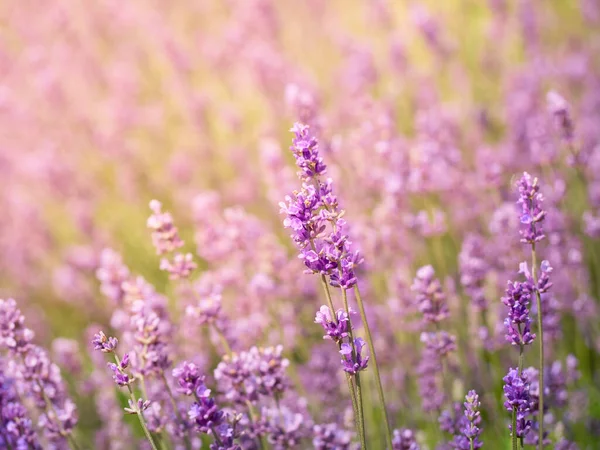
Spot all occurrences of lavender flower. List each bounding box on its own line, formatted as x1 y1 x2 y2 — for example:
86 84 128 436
459 234 489 311
172 361 208 397
280 124 363 289
517 172 546 244
501 280 536 346
0 298 34 353
411 265 448 324
1 362 41 449
546 91 574 143
92 331 118 353
450 390 482 450
258 404 309 449
312 423 355 450
108 354 132 386
340 338 369 374
147 200 184 255
392 428 420 450
124 398 151 415
188 394 224 433
214 346 289 404
503 368 532 438
1 299 78 445
314 305 351 342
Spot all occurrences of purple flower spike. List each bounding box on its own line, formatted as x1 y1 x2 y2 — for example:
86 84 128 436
314 306 350 342
91 331 118 353
107 359 131 387
124 398 151 415
340 337 369 374
412 265 448 324
290 122 327 181
392 428 420 450
502 281 536 347
172 361 208 397
546 91 574 143
188 396 224 433
452 390 483 449
147 200 184 255
516 173 546 244
503 368 533 439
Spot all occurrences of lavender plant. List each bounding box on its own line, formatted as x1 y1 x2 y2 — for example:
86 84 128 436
0 1 599 449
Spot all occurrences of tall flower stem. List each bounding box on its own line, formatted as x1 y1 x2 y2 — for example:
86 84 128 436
342 287 366 449
511 341 525 450
354 286 393 449
319 275 365 448
531 244 544 449
113 354 159 450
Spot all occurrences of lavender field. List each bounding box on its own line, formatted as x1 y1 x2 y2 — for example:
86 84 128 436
1 1 600 449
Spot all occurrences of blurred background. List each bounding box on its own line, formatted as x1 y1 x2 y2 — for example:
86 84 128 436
1 0 600 448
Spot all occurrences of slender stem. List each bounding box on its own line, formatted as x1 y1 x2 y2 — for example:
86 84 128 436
319 275 364 447
345 374 361 440
113 355 159 450
470 438 474 450
210 426 224 447
354 286 393 450
342 288 366 448
320 274 337 320
354 373 367 450
213 325 233 357
531 244 544 449
161 373 192 450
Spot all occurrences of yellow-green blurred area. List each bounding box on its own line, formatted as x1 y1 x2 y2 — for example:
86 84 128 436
1 0 599 448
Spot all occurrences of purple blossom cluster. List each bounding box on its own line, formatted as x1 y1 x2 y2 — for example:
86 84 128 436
413 266 456 413
503 368 533 438
147 200 197 280
1 1 599 448
0 298 78 447
517 172 547 244
214 346 289 404
280 123 363 290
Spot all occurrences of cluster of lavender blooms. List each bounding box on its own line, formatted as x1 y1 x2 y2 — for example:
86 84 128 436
0 299 78 448
2 0 600 449
280 123 363 291
147 200 197 280
412 265 456 412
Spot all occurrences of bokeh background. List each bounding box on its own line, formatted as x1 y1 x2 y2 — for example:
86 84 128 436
1 0 600 448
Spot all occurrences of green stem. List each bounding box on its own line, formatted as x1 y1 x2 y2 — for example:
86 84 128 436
342 288 366 448
531 244 545 449
214 325 233 357
113 355 159 450
319 276 364 447
511 407 518 450
161 373 192 450
354 373 367 450
354 286 393 450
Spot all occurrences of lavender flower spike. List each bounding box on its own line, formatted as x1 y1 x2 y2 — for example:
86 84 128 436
503 368 532 439
517 172 546 244
340 337 369 374
314 305 351 342
516 172 548 449
451 390 483 450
